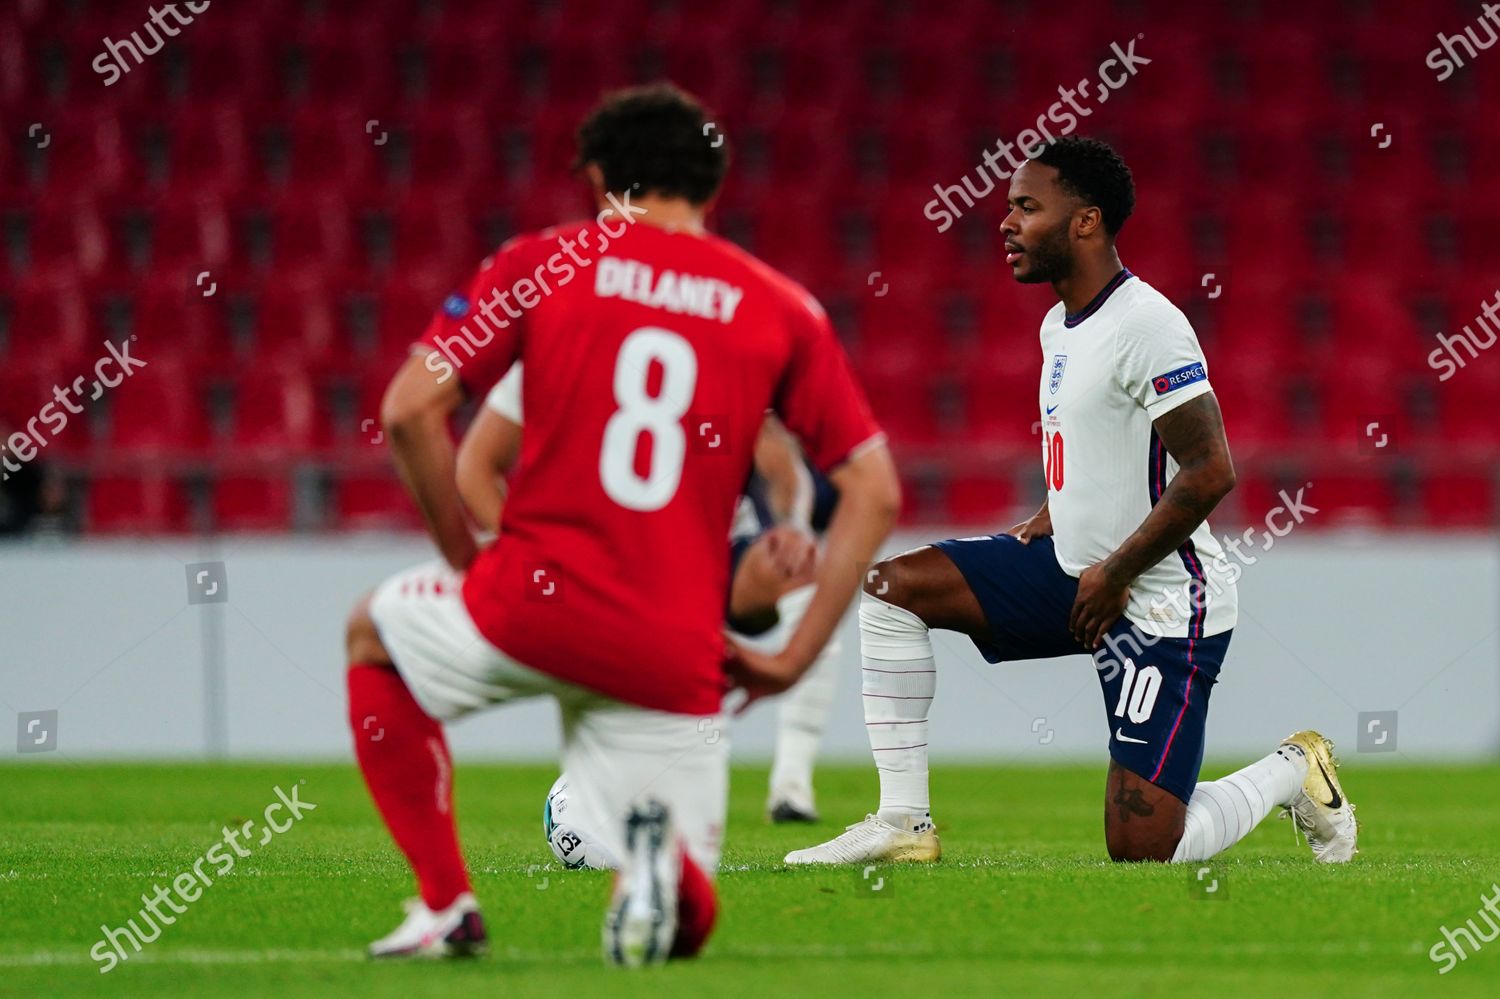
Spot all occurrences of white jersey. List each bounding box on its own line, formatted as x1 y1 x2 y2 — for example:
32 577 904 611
484 363 524 423
1038 269 1237 639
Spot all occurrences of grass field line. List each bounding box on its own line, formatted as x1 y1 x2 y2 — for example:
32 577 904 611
0 937 1428 969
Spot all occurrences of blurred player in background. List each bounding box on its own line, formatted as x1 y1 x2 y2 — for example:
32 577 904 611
341 83 900 966
771 137 1358 868
732 418 847 822
459 371 846 830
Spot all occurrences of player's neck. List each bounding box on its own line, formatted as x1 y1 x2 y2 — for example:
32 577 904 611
1054 250 1125 316
601 193 707 235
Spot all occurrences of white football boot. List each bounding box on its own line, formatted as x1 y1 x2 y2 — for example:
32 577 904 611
1280 730 1359 863
784 814 940 865
367 891 487 958
602 800 679 967
767 781 819 824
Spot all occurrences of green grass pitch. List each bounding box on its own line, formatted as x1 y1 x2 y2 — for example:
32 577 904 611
2 760 1497 997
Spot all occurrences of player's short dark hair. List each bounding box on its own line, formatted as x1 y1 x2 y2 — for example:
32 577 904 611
1030 136 1135 236
573 83 729 205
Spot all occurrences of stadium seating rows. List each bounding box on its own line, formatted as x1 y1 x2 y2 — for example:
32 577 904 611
1 0 1496 530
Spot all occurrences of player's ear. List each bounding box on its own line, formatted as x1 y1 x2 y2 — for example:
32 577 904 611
582 163 608 202
1073 206 1103 240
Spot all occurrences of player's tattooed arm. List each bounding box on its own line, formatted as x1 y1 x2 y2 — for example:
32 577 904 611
1070 393 1235 647
1109 392 1235 580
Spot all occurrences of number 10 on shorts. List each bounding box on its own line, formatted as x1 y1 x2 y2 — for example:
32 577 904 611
1113 659 1162 724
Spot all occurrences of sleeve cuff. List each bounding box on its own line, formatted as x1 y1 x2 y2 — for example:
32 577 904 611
821 431 888 472
1144 380 1213 421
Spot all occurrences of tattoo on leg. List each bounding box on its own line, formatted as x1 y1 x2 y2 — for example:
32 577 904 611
1112 781 1155 823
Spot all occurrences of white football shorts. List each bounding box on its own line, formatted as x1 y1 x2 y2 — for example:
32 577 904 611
369 559 729 873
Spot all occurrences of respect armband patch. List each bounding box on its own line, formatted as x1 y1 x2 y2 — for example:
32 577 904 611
1151 362 1207 396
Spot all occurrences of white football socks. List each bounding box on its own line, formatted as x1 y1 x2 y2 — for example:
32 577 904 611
1171 742 1309 862
859 593 935 832
769 586 839 797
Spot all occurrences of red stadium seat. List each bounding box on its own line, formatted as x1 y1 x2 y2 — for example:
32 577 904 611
25 110 127 196
332 472 422 530
86 475 191 533
0 273 90 366
137 104 251 196
374 274 447 360
412 35 518 105
380 193 473 277
172 34 274 104
0 360 69 438
944 474 1018 526
103 360 210 454
212 475 296 531
229 193 353 272
13 196 109 277
963 356 1045 444
248 278 342 365
105 194 231 274
282 25 400 108
388 107 492 195
225 363 322 455
267 109 382 195
1422 475 1496 528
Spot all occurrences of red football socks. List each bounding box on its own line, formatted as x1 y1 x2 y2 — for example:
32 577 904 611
348 662 472 911
671 851 719 958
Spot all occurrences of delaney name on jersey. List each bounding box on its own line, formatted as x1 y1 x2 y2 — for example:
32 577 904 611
595 256 745 324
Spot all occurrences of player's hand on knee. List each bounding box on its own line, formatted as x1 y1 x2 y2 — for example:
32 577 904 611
1069 563 1131 649
723 637 800 707
1007 505 1053 544
763 525 816 582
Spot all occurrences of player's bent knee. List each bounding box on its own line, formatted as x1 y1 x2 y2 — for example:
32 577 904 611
863 548 958 625
345 594 392 668
863 555 914 607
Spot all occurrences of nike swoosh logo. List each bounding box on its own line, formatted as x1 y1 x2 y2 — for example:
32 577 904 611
1115 728 1148 745
1045 404 1059 414
1315 759 1343 808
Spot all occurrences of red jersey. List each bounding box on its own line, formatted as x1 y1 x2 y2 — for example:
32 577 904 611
417 219 882 715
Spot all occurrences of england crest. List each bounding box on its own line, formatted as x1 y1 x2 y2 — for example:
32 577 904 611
1049 354 1068 394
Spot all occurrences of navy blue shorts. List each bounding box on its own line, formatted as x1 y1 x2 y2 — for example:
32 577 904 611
931 534 1230 803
